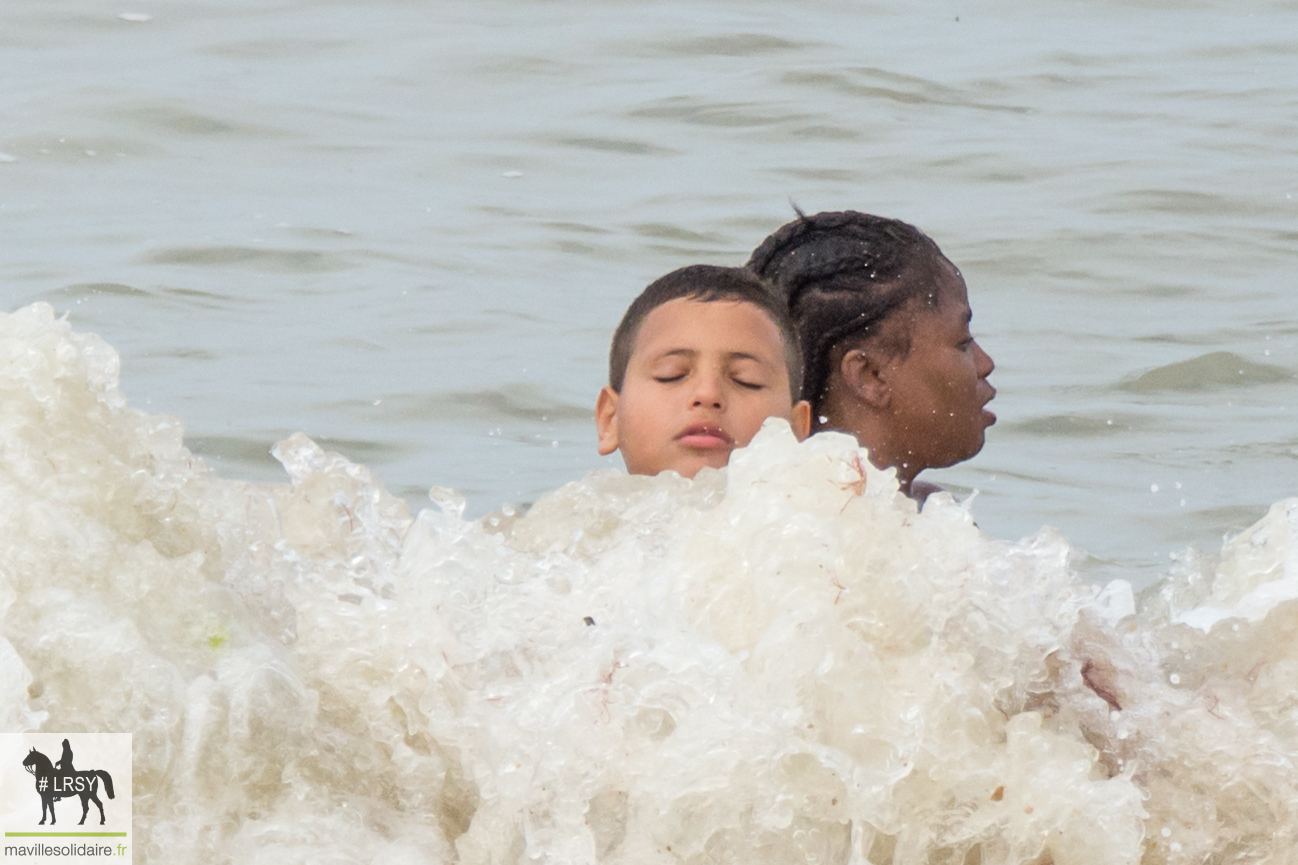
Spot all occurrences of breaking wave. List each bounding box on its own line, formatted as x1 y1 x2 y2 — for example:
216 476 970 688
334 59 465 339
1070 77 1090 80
3 302 1297 864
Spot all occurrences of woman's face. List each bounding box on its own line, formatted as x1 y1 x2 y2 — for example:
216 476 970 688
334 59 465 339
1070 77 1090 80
819 259 996 479
878 262 996 471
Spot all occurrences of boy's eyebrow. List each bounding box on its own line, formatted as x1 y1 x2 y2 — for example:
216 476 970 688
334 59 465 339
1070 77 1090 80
725 351 774 365
649 349 774 364
651 348 698 360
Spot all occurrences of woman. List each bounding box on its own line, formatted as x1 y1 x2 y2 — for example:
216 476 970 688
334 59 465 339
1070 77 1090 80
748 210 996 500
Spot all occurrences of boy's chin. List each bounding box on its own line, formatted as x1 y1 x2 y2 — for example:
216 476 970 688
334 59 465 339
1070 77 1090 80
626 445 734 479
669 451 732 480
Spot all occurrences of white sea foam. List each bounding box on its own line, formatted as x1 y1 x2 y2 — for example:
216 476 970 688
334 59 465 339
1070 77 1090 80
3 301 1298 863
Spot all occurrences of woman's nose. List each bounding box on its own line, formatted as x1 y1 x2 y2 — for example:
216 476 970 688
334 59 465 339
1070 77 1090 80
974 342 994 377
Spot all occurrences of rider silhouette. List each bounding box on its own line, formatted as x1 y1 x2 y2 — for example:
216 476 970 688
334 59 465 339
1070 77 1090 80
55 739 75 774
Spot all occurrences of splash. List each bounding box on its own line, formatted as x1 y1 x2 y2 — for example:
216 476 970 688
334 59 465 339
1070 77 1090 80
3 302 1297 864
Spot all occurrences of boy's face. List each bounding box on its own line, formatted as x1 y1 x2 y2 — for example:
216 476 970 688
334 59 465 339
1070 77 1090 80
596 298 810 478
881 262 996 469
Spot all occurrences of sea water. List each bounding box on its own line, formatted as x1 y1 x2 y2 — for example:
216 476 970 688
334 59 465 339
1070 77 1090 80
4 0 1298 861
6 303 1298 863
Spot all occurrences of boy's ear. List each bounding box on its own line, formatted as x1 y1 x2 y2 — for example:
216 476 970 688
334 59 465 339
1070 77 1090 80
839 348 892 409
594 386 620 456
790 400 812 440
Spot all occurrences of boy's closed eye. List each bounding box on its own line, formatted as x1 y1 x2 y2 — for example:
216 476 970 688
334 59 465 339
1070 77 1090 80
728 358 773 390
731 371 769 390
650 365 690 384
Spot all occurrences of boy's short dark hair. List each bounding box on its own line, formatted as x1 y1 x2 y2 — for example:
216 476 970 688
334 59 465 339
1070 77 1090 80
608 264 803 399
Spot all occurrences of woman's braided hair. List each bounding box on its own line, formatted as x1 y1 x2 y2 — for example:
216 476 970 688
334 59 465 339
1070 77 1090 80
746 210 947 413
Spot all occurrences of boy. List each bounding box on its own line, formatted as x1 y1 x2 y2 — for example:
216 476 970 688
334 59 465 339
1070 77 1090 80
595 265 812 478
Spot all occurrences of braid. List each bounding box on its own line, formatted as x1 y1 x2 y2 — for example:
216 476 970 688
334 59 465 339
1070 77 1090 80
747 210 945 412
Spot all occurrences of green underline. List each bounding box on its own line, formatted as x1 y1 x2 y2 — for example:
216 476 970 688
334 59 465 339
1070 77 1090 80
4 832 127 837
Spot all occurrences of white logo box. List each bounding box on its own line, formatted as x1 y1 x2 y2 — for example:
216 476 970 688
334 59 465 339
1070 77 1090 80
0 735 131 864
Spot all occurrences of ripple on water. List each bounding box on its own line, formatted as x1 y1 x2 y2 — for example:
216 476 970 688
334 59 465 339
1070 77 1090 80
1008 413 1154 438
1136 329 1263 346
140 246 355 274
0 135 156 162
1180 503 1272 537
471 55 580 80
1121 351 1294 393
781 68 1033 114
323 385 592 424
1219 438 1298 463
768 166 866 182
156 286 256 310
148 347 219 361
199 38 350 60
628 96 813 128
48 282 150 299
123 101 295 139
186 434 413 473
1095 188 1281 218
628 222 731 245
636 33 815 58
551 136 678 156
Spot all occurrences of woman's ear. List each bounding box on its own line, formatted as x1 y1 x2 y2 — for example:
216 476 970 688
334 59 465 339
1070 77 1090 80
790 400 812 440
594 386 620 456
839 348 892 409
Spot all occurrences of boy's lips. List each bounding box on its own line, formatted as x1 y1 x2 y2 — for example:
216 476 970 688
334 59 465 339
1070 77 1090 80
981 385 997 425
676 424 735 450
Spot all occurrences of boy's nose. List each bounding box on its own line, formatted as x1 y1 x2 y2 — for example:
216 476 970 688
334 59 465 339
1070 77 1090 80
690 373 725 408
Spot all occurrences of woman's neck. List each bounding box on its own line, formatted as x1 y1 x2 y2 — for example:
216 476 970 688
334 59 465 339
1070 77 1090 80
816 396 923 494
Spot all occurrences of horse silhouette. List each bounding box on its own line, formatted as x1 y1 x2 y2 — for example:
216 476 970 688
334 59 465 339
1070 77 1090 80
21 747 115 826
